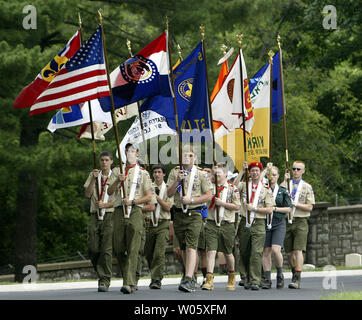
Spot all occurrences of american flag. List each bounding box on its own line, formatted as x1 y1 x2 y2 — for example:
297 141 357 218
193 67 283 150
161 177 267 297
30 26 110 116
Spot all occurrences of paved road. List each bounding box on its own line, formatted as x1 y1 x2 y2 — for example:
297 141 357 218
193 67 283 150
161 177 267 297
1 270 361 300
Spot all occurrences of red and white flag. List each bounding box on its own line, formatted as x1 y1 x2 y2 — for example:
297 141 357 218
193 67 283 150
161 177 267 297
13 30 81 109
211 48 254 139
29 26 109 116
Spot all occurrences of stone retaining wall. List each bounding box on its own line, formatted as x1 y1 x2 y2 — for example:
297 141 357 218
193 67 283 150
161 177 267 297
2 203 362 282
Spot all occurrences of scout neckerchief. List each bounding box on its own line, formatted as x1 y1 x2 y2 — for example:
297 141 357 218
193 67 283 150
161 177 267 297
246 181 263 228
288 178 304 224
125 163 140 218
152 181 166 227
97 170 112 220
266 184 279 230
178 165 197 214
209 183 228 227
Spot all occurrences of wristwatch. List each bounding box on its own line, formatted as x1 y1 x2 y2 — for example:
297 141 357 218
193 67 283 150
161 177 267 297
191 198 194 204
132 199 135 206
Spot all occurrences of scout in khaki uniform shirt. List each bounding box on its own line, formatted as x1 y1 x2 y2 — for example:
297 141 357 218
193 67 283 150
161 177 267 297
202 163 241 291
144 164 174 289
84 151 116 292
108 143 152 294
167 144 213 293
237 161 275 290
282 160 315 289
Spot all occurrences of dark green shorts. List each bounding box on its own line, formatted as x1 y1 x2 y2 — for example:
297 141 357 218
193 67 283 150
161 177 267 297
284 217 309 253
174 210 203 250
205 220 235 254
197 223 206 250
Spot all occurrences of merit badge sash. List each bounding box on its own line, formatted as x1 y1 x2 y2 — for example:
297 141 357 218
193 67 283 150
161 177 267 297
289 179 304 224
181 165 197 214
246 181 263 228
97 170 112 220
152 181 166 227
215 184 228 227
266 184 279 230
125 164 140 218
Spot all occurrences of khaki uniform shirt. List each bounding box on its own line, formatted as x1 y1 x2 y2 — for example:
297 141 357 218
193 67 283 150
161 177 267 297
144 182 174 220
291 181 315 218
237 181 275 219
166 165 213 209
207 182 241 223
142 191 157 219
111 165 152 208
84 171 116 213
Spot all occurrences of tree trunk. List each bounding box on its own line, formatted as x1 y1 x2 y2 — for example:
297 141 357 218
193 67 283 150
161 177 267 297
14 121 41 282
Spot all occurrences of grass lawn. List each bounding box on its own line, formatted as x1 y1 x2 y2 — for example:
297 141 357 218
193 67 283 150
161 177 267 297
320 291 362 300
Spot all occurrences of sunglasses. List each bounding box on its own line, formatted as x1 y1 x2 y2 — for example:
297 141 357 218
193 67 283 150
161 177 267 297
292 168 302 171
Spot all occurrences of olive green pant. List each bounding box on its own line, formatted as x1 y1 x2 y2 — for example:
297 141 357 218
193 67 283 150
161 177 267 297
112 206 143 286
236 217 266 286
87 212 113 287
144 219 170 281
136 219 146 283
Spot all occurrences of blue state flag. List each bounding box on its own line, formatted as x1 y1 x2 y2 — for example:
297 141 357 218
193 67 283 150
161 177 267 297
139 42 211 141
249 51 283 123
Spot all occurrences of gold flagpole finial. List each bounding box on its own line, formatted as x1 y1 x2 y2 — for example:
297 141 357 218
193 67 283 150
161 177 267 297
165 16 169 31
177 44 182 59
78 12 82 26
268 50 274 62
221 44 227 55
277 34 281 48
200 25 205 41
126 39 133 57
98 10 103 24
236 34 243 48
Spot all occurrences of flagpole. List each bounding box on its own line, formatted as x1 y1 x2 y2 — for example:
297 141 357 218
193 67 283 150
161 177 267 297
266 50 274 228
200 25 220 225
277 35 290 188
268 50 274 163
236 34 250 225
126 39 150 171
78 14 97 170
79 13 101 213
277 35 291 223
166 16 185 197
98 11 126 211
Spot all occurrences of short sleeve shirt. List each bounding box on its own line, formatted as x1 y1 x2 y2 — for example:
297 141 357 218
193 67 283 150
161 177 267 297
237 181 275 219
84 171 116 213
207 182 241 223
111 165 152 208
144 182 174 220
292 181 315 218
166 166 213 209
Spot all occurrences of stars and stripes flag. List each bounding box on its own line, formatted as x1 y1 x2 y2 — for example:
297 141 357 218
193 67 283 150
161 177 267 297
29 26 109 116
